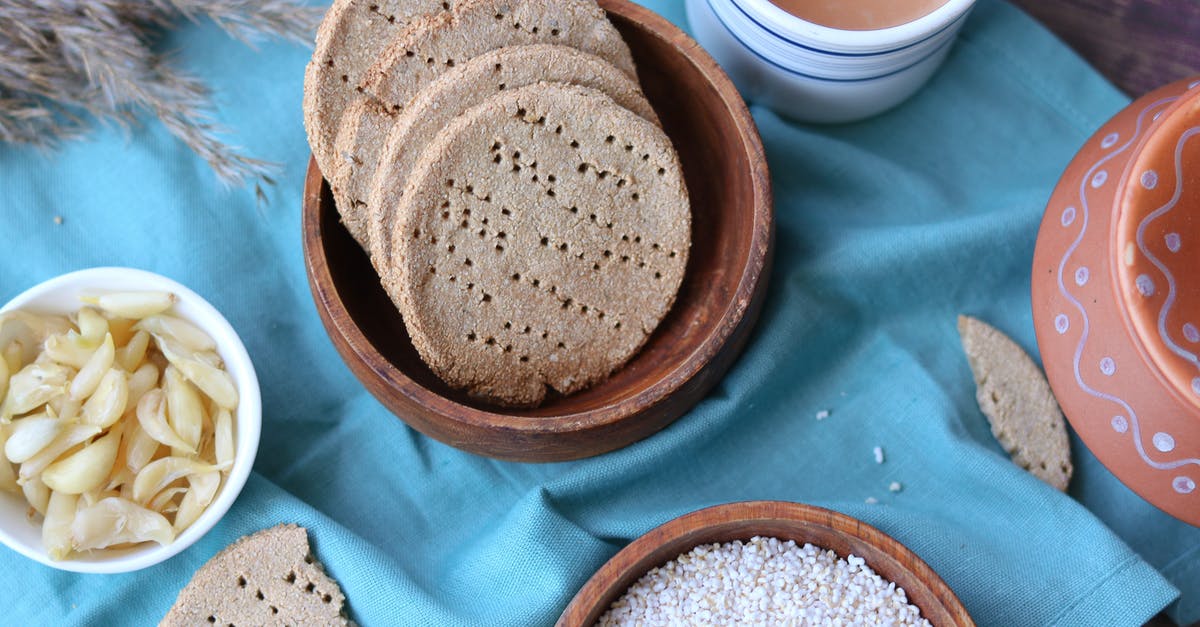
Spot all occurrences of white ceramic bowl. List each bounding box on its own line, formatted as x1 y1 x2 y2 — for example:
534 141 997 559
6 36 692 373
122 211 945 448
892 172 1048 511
686 0 975 122
0 267 261 573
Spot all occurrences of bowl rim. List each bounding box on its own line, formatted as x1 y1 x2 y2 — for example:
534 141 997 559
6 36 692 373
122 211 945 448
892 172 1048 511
555 500 972 626
0 266 261 573
302 0 773 448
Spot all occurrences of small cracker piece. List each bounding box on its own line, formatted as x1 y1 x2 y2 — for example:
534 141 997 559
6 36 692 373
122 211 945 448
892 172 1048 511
958 315 1073 491
161 525 350 627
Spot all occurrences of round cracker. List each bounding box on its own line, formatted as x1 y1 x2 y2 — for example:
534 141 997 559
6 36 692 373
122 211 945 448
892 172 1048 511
341 44 659 272
360 0 636 113
386 82 689 406
303 0 455 233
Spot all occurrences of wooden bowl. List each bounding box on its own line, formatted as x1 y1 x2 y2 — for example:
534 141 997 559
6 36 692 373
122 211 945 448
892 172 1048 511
301 0 773 461
1031 76 1200 526
558 501 973 626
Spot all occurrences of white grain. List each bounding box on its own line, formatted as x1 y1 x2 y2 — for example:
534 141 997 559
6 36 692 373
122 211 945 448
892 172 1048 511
597 536 931 626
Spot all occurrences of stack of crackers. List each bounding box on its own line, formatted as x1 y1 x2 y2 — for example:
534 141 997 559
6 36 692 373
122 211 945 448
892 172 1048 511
303 0 691 406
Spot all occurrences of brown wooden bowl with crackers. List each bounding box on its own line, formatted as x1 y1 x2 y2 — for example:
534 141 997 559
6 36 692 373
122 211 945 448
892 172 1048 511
557 501 973 626
301 0 772 462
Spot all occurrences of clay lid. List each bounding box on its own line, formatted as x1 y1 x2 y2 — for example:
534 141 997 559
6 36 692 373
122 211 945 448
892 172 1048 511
1115 89 1200 413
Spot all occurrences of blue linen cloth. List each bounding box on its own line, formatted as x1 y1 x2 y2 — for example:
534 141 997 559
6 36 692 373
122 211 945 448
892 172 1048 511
0 0 1197 624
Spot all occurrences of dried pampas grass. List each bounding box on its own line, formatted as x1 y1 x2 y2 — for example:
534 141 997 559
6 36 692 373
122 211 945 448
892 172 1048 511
0 0 324 195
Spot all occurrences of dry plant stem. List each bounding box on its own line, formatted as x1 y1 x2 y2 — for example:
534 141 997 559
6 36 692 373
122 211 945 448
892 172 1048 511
0 0 322 191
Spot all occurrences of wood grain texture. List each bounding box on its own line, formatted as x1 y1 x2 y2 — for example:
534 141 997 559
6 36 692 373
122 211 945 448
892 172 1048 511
557 501 974 626
1009 0 1200 96
301 0 774 461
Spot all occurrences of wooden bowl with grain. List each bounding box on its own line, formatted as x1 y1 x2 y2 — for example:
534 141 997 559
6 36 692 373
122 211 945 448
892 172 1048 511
301 0 772 462
558 501 973 626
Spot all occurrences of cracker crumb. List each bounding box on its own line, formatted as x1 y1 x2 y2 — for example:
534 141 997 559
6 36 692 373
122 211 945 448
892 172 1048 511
889 481 903 493
53 216 63 225
873 446 884 464
815 409 830 420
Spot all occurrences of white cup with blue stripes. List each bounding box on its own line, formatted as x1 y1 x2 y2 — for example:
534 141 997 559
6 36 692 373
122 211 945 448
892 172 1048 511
686 0 976 123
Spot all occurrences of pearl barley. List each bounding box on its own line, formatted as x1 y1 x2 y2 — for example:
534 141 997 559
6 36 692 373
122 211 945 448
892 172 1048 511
598 537 931 626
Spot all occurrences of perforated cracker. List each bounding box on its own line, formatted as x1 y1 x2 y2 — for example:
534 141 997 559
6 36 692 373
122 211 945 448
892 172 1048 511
303 0 456 244
161 525 350 626
341 44 659 272
384 82 689 406
360 0 636 116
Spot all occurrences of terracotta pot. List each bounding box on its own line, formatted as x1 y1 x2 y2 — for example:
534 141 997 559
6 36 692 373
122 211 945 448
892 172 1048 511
1032 77 1200 526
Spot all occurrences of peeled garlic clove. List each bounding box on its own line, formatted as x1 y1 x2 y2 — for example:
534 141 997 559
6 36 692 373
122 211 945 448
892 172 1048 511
71 497 174 550
173 471 220 533
148 485 188 512
69 333 114 401
44 491 78 561
115 330 150 373
22 475 49 516
41 428 120 494
76 307 108 346
135 315 215 353
135 389 193 453
0 425 17 493
158 339 237 410
164 366 203 451
105 466 134 493
43 332 96 370
80 369 128 429
2 343 22 380
52 396 82 423
214 408 234 468
132 456 223 505
126 362 159 411
5 413 63 463
81 487 114 508
2 360 72 421
0 355 7 404
124 420 159 474
20 424 102 481
106 318 136 348
1 312 70 368
82 292 177 320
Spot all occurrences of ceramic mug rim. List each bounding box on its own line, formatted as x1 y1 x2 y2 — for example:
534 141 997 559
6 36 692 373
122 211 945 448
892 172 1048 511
733 0 976 51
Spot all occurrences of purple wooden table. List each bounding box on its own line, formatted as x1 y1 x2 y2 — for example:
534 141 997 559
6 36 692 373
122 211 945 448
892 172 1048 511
1003 3 1199 625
